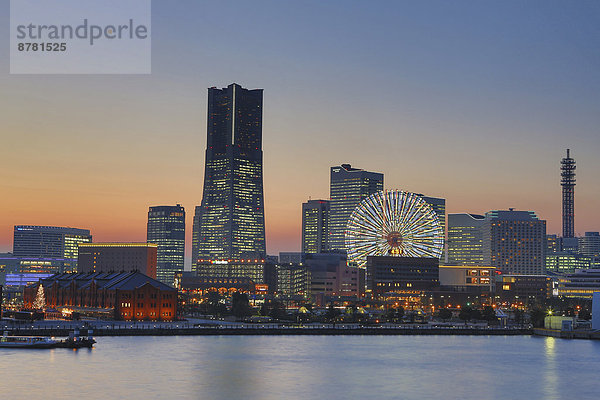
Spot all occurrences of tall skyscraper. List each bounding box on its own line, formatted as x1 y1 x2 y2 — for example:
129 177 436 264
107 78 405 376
561 149 576 238
192 83 266 263
147 205 185 286
329 164 383 252
482 209 546 275
302 199 330 254
13 225 91 260
447 213 485 265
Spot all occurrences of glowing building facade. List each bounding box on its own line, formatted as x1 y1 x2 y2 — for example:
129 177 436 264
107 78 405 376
302 199 330 254
13 225 91 260
147 205 185 286
447 213 485 265
329 164 383 252
192 84 266 263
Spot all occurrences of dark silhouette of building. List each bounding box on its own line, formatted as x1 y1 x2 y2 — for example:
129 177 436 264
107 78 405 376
24 271 177 321
147 205 185 286
561 149 576 238
77 243 157 279
366 256 439 297
192 83 266 263
497 274 552 304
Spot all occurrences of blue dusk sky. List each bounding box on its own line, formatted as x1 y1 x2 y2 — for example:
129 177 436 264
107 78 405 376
0 1 599 260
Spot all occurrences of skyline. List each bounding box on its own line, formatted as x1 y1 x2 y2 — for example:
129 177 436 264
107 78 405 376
1 1 599 262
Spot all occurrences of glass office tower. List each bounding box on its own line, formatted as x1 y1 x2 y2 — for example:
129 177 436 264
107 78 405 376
147 205 185 286
302 199 330 254
329 164 383 252
193 83 266 263
447 213 485 265
13 225 91 260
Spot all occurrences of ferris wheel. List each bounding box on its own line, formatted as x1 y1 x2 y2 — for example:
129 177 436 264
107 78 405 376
345 190 444 268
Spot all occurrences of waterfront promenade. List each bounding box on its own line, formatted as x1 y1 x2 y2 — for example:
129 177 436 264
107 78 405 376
1 319 532 336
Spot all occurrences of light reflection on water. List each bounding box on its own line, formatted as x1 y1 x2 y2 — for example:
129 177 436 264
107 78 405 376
0 335 599 400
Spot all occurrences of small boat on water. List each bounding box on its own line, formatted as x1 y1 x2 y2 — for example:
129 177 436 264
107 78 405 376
0 335 57 349
1 330 96 349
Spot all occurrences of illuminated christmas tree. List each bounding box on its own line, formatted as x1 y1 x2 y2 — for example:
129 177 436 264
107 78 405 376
33 284 46 310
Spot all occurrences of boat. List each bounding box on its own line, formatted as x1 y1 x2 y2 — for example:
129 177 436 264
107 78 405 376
0 330 96 349
0 335 57 349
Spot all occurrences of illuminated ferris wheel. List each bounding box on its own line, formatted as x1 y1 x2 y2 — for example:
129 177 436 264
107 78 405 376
345 190 444 268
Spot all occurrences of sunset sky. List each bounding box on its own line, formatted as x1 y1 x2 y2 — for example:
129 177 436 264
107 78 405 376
1 1 599 267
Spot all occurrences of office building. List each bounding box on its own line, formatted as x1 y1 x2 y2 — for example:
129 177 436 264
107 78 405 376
418 195 446 259
24 271 177 321
77 243 157 279
438 265 494 292
546 252 593 274
561 149 576 238
497 275 552 304
191 206 202 265
279 252 304 264
329 164 383 252
302 199 330 254
579 232 600 258
192 83 266 263
547 234 561 254
561 237 579 254
13 225 91 260
147 205 185 286
193 258 266 284
276 263 311 298
304 253 365 300
482 209 546 275
366 256 439 296
555 269 600 299
447 213 485 265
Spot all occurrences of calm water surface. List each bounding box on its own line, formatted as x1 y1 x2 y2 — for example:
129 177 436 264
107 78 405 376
0 335 598 399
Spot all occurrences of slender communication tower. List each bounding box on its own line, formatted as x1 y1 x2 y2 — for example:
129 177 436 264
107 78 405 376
561 149 576 238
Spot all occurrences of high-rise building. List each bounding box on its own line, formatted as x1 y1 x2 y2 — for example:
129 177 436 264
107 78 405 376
561 149 576 238
147 205 185 286
447 213 485 265
77 243 158 279
13 225 91 260
329 164 383 252
579 232 600 258
418 195 446 260
192 83 266 262
191 205 202 265
482 209 546 275
302 199 330 254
